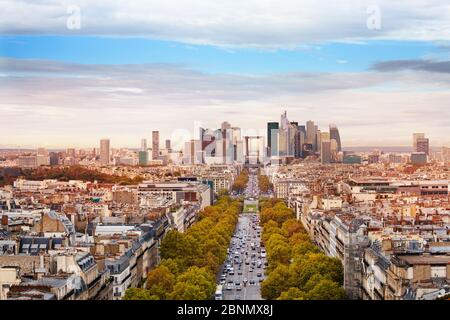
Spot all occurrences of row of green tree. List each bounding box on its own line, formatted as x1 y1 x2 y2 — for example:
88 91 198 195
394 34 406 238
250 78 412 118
259 198 346 300
231 169 249 193
258 173 272 193
124 196 241 300
0 166 143 186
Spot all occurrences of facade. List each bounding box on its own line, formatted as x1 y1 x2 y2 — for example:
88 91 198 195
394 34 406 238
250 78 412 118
411 152 427 165
416 138 430 156
152 131 159 160
18 156 38 168
267 122 279 157
138 151 149 166
329 124 342 152
100 139 110 165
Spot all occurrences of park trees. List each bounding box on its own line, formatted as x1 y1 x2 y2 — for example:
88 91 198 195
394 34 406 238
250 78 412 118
123 288 159 300
260 200 345 300
124 196 240 300
232 170 249 193
146 265 176 299
258 174 272 193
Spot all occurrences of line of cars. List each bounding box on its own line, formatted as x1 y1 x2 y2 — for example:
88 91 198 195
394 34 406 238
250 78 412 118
216 213 267 300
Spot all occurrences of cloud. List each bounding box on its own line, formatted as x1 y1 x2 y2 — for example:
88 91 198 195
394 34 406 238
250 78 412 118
1 1 450 48
371 59 450 73
1 57 450 148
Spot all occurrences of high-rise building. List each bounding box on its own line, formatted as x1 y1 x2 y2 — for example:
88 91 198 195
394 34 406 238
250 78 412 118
278 111 296 158
49 152 60 166
267 122 279 157
316 130 322 154
413 133 425 151
236 140 244 163
416 138 430 156
298 125 306 158
290 122 302 158
152 131 159 160
321 142 331 164
141 138 147 151
221 121 231 132
138 151 149 165
37 148 48 156
183 139 203 164
329 124 342 152
165 139 171 152
306 121 316 148
411 152 427 165
100 139 110 165
320 132 331 164
18 156 38 168
66 148 76 159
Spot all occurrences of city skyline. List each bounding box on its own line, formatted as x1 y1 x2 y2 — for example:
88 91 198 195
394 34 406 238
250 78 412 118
1 1 450 304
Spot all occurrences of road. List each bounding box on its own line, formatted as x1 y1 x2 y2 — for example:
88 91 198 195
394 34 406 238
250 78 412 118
216 170 266 300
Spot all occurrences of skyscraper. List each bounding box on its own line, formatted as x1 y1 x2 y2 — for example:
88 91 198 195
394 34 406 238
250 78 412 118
165 139 171 152
279 111 295 157
152 131 159 160
267 122 279 157
416 138 430 156
321 133 331 164
298 125 306 158
413 133 425 151
138 151 149 165
141 138 147 151
100 139 110 165
290 122 302 158
306 121 316 147
329 124 342 152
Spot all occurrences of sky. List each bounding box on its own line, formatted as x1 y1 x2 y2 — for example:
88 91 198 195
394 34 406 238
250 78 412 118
1 0 450 149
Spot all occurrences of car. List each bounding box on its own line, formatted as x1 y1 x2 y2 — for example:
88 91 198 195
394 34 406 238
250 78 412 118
236 285 242 291
238 270 243 275
249 268 254 273
243 278 248 284
220 279 226 285
234 295 241 300
229 270 235 276
258 278 263 283
249 279 255 285
226 284 233 291
257 273 262 277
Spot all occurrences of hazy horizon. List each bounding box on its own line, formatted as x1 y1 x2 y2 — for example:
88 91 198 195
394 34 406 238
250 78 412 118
1 1 450 148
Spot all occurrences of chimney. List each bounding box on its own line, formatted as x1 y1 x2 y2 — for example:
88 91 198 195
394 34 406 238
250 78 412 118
1 215 8 226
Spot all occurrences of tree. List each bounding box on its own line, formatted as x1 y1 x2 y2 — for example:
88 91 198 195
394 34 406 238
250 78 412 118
123 288 159 300
290 253 344 290
303 279 346 300
160 230 187 260
232 171 249 193
289 232 311 245
260 264 292 300
281 219 304 238
169 282 205 300
266 233 290 265
278 287 305 300
171 266 216 300
159 258 182 276
291 241 320 257
258 174 271 193
146 265 176 299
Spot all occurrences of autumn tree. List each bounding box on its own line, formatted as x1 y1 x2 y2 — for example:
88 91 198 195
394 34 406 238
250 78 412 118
260 264 293 300
123 288 159 300
146 265 176 299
